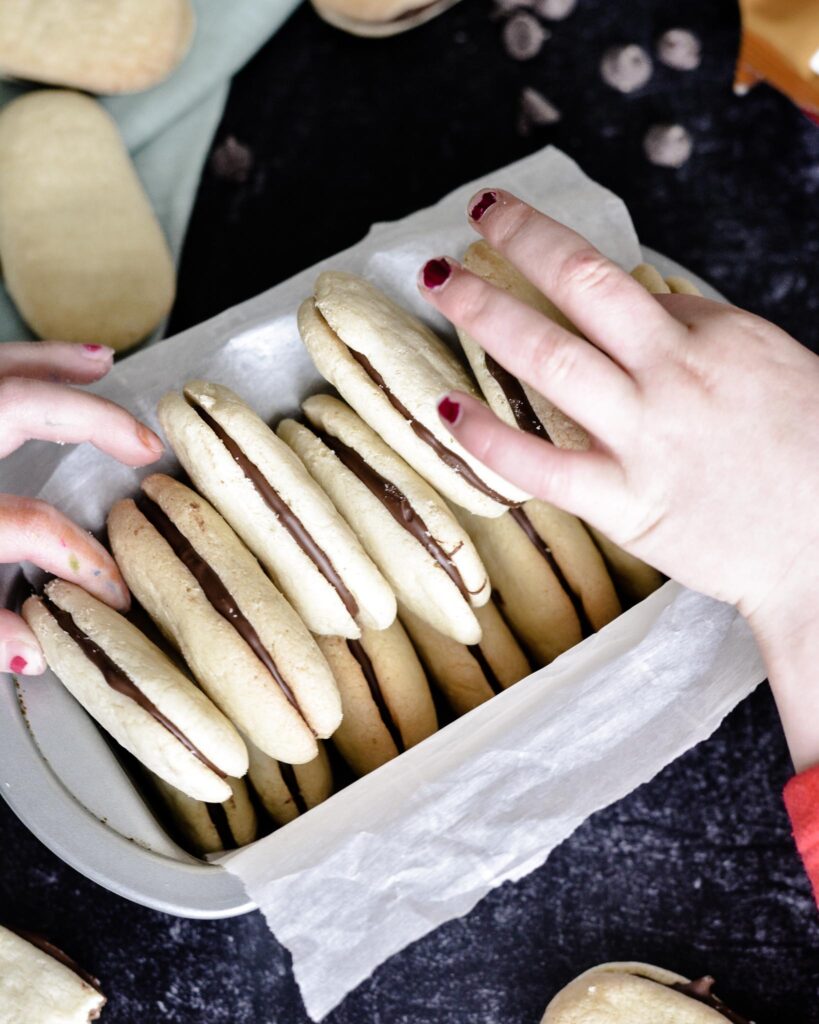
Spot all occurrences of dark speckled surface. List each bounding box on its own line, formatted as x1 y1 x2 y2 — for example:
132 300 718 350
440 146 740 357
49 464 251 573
3 0 819 1020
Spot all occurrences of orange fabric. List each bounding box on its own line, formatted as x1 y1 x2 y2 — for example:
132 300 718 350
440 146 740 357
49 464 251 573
783 763 819 907
735 0 819 117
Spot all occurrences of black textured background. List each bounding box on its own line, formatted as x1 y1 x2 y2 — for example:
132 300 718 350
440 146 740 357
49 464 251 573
3 0 819 1021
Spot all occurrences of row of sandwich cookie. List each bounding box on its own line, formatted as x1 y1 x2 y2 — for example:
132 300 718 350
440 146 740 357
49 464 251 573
23 255 689 853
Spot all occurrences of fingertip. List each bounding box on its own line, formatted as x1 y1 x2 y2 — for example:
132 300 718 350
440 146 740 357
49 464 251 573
467 188 500 224
419 257 454 292
437 392 463 427
4 645 46 676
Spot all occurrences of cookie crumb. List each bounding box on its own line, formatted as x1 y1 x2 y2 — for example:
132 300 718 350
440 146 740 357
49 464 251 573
600 43 653 93
491 0 533 18
533 0 577 19
210 135 254 184
518 87 561 134
657 28 701 71
643 123 693 167
503 13 550 61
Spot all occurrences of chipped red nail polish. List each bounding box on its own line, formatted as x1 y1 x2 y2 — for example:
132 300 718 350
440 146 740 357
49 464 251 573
469 190 497 222
438 395 461 425
10 655 27 673
83 344 103 352
422 258 451 289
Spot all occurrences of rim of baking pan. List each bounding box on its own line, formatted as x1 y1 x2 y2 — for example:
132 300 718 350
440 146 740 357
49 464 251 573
0 248 718 920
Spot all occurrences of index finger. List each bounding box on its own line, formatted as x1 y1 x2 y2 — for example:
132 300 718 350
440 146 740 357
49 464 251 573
0 494 130 609
466 189 686 369
0 342 114 384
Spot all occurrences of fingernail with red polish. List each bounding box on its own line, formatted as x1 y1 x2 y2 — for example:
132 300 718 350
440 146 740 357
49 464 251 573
81 344 113 358
137 423 164 455
469 190 497 222
9 655 27 673
438 395 461 426
422 258 452 290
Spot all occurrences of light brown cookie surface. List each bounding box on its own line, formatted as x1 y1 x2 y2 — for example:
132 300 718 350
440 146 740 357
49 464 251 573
299 271 530 516
152 775 258 857
247 741 334 827
317 621 437 777
0 0 194 93
22 580 245 803
280 395 490 645
0 90 174 350
401 599 530 716
158 382 395 638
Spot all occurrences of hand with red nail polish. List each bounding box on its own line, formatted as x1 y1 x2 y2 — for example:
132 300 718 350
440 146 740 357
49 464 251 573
420 188 819 774
0 341 161 676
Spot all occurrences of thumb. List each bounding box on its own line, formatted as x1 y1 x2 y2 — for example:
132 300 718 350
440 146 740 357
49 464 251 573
0 608 46 675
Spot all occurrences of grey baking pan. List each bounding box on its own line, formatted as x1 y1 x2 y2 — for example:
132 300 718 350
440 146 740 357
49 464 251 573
0 247 718 918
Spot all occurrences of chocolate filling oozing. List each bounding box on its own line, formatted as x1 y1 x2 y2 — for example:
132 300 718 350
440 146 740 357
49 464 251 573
466 644 504 696
311 424 481 600
138 496 302 717
343 343 518 508
508 506 594 637
10 929 103 994
670 977 753 1024
346 638 405 753
484 353 552 442
191 401 359 620
42 598 226 780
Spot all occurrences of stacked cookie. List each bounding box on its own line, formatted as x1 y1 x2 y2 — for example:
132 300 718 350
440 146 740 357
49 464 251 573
28 256 670 857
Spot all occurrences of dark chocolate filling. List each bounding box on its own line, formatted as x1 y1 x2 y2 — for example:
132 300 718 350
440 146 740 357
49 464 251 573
346 638 405 753
279 761 308 815
484 353 552 442
466 644 504 696
191 401 359 620
508 507 593 637
138 496 302 716
10 928 103 993
670 977 753 1024
343 343 519 508
312 424 478 600
206 802 237 851
42 598 226 780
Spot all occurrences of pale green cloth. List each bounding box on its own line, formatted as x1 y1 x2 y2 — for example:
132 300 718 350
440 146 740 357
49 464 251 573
0 0 300 344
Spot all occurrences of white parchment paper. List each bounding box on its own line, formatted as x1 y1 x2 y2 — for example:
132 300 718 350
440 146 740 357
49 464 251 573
13 147 765 1019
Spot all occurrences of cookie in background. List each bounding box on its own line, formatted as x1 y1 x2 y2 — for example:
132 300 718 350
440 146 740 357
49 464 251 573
317 621 437 777
0 0 194 94
0 924 106 1022
541 961 753 1024
401 599 530 716
0 90 175 351
247 741 334 827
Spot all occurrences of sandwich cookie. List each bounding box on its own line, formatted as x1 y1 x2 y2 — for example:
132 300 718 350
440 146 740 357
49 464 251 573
150 774 258 857
247 740 333 827
278 394 490 645
316 620 437 777
22 581 244 803
298 271 530 517
455 500 621 665
108 474 342 764
158 381 395 638
311 0 462 38
400 599 530 716
541 961 752 1024
0 924 106 1023
457 241 665 606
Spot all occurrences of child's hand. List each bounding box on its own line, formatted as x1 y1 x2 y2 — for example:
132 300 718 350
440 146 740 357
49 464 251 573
419 189 819 765
0 342 164 675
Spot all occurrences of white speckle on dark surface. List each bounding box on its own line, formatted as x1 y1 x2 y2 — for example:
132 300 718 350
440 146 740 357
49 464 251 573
502 13 550 61
657 28 702 71
491 0 533 18
518 87 561 135
643 123 693 167
600 43 653 93
533 0 577 19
